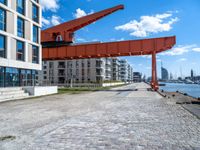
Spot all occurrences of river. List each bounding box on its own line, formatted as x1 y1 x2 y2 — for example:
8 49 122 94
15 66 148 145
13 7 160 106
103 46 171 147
159 83 200 98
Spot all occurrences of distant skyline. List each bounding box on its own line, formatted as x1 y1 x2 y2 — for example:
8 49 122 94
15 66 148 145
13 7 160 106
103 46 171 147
41 0 200 78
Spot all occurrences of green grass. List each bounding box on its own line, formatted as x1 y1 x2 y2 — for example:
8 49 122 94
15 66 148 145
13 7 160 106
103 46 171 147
58 84 127 94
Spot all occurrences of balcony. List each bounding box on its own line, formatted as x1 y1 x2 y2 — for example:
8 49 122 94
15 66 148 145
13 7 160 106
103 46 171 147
96 64 103 68
58 65 65 69
58 72 65 76
96 71 104 76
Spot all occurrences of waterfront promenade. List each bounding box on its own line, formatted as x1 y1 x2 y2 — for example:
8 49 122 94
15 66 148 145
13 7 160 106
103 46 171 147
0 83 199 149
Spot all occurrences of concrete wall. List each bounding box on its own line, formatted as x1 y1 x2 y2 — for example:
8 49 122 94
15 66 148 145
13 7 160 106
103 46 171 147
102 82 125 87
23 86 58 96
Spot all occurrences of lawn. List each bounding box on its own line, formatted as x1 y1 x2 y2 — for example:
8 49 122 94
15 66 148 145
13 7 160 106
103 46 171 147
58 84 127 94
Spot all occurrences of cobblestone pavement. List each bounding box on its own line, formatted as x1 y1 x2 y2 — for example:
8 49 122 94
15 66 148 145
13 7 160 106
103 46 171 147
0 83 199 150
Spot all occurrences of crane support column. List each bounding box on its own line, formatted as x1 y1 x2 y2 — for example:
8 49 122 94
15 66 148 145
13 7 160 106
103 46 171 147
151 51 159 91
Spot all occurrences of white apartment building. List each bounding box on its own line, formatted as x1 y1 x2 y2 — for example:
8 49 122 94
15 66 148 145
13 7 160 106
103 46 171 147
111 57 120 81
119 59 133 82
0 0 42 87
37 58 134 86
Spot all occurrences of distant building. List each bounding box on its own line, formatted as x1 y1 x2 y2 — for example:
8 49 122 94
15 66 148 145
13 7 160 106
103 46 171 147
170 73 173 80
36 58 133 85
111 58 120 81
119 59 133 82
191 69 194 78
133 72 142 82
161 67 169 81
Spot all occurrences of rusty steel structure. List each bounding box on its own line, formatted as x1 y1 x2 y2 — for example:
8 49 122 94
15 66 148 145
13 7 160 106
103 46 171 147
41 4 176 91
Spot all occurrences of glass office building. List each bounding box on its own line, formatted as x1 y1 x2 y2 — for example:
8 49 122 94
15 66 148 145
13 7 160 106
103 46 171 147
0 0 42 87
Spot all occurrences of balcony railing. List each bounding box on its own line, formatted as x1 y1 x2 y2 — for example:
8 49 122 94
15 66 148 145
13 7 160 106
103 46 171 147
58 73 65 76
58 65 65 68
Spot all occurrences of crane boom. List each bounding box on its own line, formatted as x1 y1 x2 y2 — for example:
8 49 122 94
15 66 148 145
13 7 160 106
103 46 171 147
41 5 124 45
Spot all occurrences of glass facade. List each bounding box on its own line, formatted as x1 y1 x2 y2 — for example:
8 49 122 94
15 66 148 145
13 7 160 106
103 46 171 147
0 66 5 87
0 0 6 5
32 4 39 23
0 66 36 87
17 17 24 38
17 0 25 15
16 40 25 61
32 45 39 64
33 25 38 43
0 34 5 58
0 8 6 31
0 1 41 88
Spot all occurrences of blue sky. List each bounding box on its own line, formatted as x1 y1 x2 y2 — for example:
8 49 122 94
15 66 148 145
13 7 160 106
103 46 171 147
41 0 200 78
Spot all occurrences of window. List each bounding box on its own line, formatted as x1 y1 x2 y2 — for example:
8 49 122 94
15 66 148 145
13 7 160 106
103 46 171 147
5 67 20 87
0 66 5 87
17 17 24 38
32 4 39 23
0 34 6 58
16 40 25 61
33 25 38 43
17 0 25 15
32 45 39 64
0 8 6 31
0 0 6 5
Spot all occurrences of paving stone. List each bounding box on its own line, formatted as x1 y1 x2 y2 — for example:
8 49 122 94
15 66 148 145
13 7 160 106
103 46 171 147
0 83 199 150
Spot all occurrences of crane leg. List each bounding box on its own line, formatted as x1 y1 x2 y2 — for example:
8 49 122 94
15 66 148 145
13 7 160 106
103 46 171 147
151 51 159 91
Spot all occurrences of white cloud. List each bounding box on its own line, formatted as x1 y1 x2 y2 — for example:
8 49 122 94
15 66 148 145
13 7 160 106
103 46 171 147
51 15 62 26
74 8 87 18
157 59 162 62
76 38 87 42
161 45 196 56
110 38 125 41
42 15 62 27
115 12 178 37
42 17 50 26
73 8 94 18
177 58 187 62
192 48 200 52
40 0 59 12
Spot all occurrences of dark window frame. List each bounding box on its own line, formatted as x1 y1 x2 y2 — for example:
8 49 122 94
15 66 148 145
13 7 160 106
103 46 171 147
16 0 25 15
0 7 6 31
33 25 39 43
0 34 6 58
0 0 7 5
16 40 25 61
17 17 25 38
32 3 39 23
32 45 39 64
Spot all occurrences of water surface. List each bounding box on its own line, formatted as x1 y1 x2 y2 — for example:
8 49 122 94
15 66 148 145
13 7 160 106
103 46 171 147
160 83 200 98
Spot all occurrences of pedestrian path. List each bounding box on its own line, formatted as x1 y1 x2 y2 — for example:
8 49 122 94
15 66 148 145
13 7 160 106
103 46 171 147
0 83 199 150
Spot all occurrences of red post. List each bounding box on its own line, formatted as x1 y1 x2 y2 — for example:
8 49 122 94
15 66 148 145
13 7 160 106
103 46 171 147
151 51 159 91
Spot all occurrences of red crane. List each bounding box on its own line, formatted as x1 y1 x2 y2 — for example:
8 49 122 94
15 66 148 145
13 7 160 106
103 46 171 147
41 5 176 91
42 5 124 45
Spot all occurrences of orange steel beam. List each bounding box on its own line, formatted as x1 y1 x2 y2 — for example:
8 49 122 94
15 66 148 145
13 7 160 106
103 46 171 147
42 36 176 60
42 5 124 43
